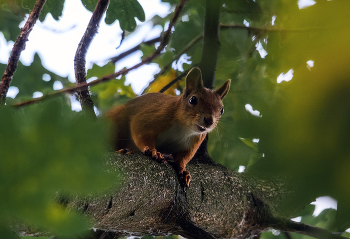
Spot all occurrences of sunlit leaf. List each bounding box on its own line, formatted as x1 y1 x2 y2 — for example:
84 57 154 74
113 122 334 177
147 69 178 95
91 74 136 111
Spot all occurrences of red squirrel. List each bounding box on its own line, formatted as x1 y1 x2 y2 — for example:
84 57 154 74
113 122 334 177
107 67 230 187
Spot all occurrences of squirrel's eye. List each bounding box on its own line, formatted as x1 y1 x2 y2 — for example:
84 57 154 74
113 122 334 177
189 96 197 105
220 107 224 115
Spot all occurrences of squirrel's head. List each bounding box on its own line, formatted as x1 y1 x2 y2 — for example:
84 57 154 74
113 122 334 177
180 67 231 134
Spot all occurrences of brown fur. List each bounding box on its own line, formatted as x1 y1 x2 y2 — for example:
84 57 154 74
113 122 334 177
107 67 230 186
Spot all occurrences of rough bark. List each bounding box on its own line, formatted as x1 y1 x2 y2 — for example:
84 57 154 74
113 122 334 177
63 152 286 239
17 152 346 239
74 0 110 116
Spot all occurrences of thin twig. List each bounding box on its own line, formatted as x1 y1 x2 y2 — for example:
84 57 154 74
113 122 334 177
159 69 189 93
110 37 161 63
74 0 110 116
0 0 47 105
142 33 202 94
13 0 189 108
271 217 348 239
108 23 321 68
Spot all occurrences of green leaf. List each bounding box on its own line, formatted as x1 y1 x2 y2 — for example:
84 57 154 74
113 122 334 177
140 43 156 59
0 7 23 41
154 51 174 68
87 62 136 111
22 0 65 21
87 62 115 79
5 53 71 103
106 0 145 31
149 14 167 27
91 74 136 111
80 0 97 12
170 8 203 57
0 226 20 239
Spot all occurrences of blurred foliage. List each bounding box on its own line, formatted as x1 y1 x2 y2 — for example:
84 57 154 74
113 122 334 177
88 63 136 111
261 207 350 239
0 3 24 41
0 0 65 22
1 0 350 238
0 53 72 105
246 0 350 233
20 237 49 239
0 98 119 237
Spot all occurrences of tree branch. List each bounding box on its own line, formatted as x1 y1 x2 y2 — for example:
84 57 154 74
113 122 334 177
12 0 188 108
143 20 316 95
270 218 348 239
199 0 222 89
74 0 110 116
159 69 189 93
107 23 319 68
0 0 47 105
109 37 161 64
11 18 316 109
46 152 346 239
142 33 202 94
62 152 272 239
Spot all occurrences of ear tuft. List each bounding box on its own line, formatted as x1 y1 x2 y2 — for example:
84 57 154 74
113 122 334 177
185 67 203 96
215 79 231 99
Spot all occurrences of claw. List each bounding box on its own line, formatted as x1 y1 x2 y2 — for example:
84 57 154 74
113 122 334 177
182 171 191 187
162 154 174 162
143 146 151 156
178 169 191 188
117 148 131 154
143 147 172 163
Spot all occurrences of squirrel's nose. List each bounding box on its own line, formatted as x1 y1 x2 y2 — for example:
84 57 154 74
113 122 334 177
204 117 213 127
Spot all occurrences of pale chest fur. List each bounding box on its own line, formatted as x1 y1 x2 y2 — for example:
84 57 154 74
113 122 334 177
155 122 202 154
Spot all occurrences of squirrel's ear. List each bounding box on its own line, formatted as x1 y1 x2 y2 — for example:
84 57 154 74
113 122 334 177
185 67 203 96
215 79 231 99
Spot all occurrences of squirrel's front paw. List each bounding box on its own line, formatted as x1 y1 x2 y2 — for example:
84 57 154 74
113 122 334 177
143 146 172 163
143 146 164 162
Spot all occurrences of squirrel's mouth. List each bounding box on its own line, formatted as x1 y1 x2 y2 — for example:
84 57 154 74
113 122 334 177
196 124 207 132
